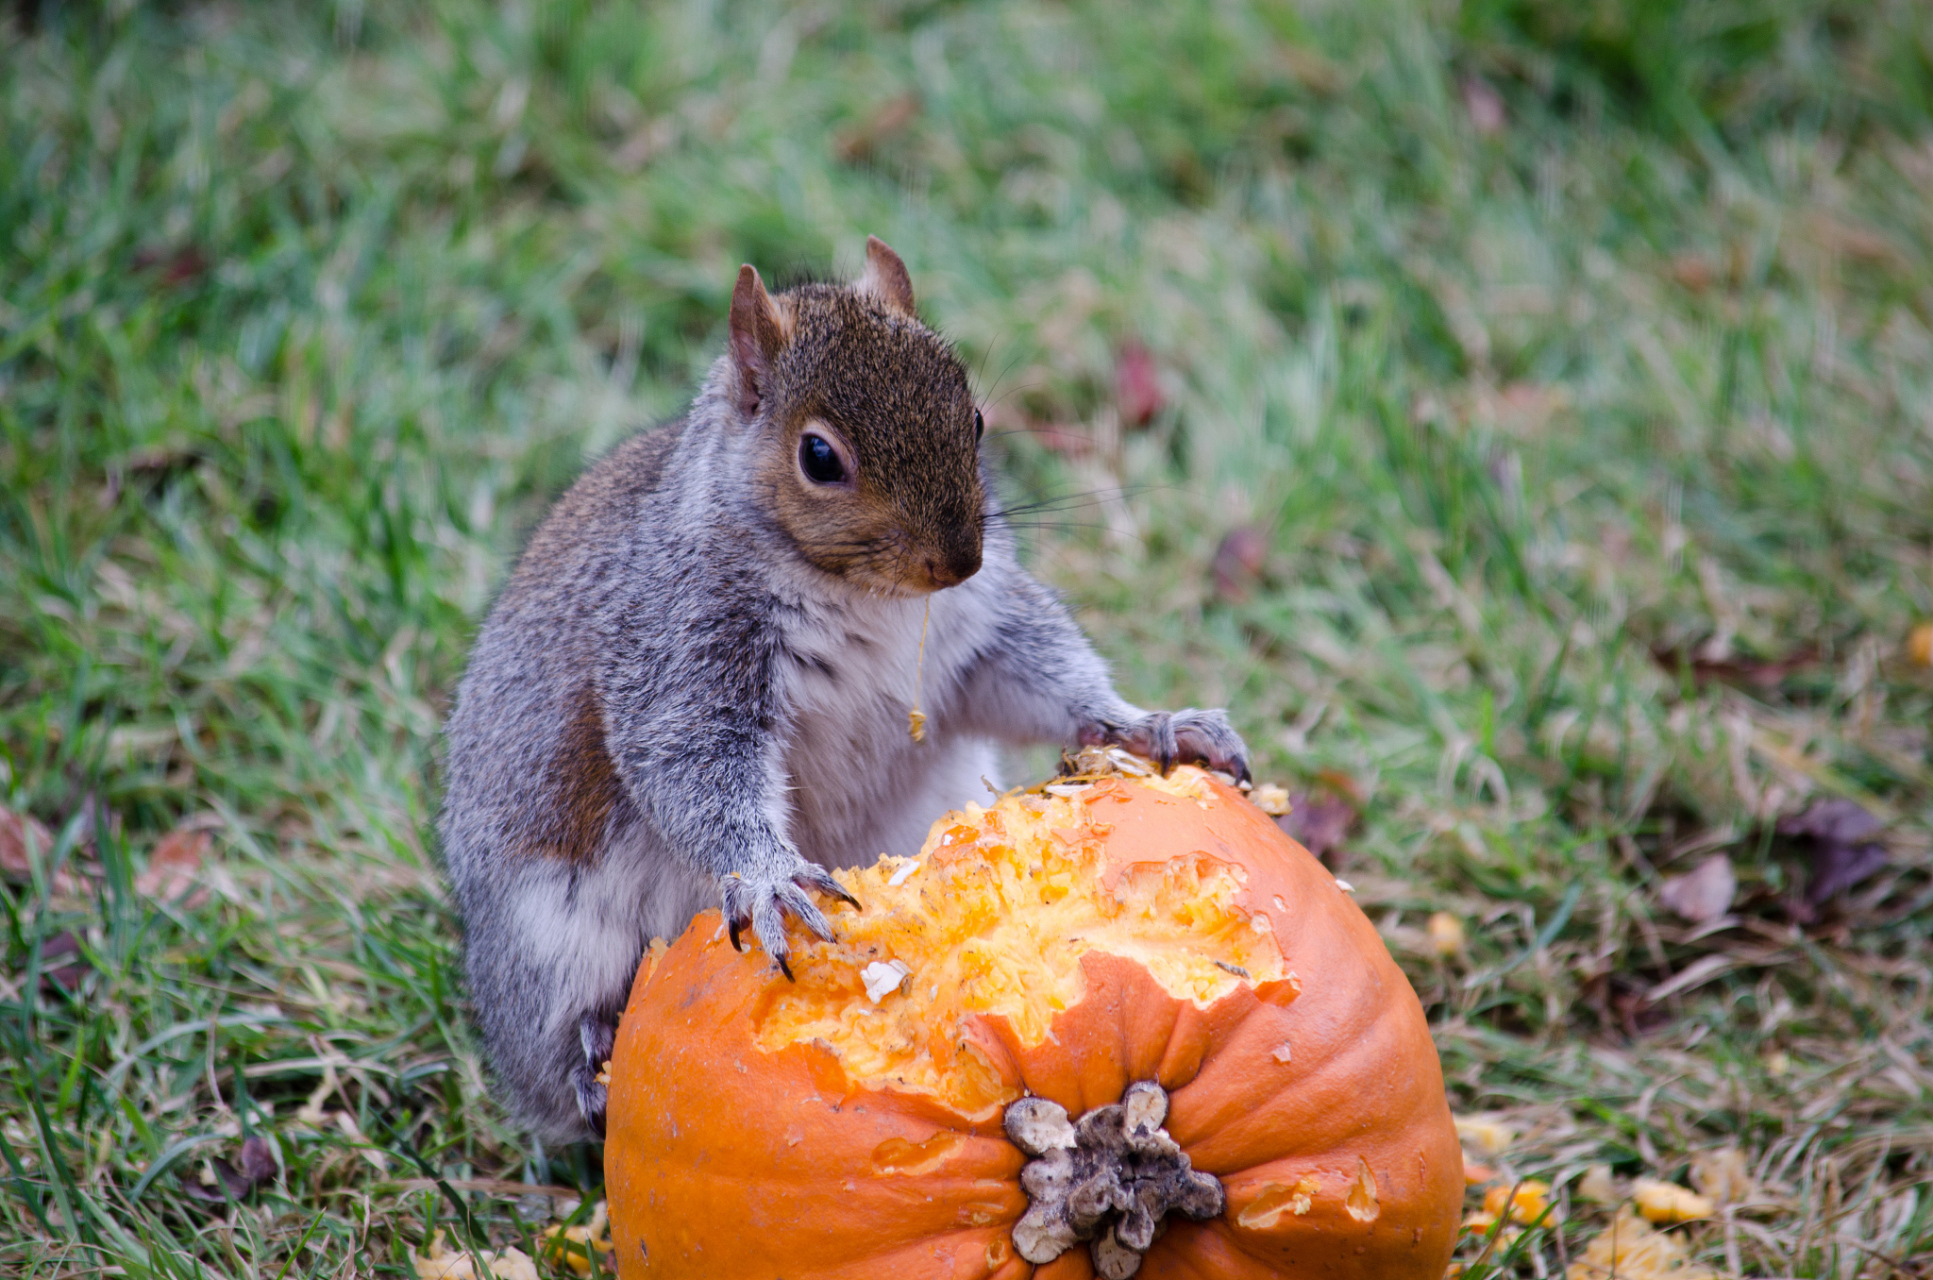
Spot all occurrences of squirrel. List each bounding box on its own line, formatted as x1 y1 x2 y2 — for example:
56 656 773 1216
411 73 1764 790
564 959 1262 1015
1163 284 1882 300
438 237 1249 1145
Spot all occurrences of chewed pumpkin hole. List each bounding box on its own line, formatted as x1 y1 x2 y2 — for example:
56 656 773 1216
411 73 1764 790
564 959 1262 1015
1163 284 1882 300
1346 1157 1382 1223
1237 1176 1318 1229
870 1131 966 1175
753 768 1286 1111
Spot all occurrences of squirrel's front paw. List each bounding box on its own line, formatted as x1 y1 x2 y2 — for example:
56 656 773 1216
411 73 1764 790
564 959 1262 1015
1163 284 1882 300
1086 708 1250 782
721 859 860 980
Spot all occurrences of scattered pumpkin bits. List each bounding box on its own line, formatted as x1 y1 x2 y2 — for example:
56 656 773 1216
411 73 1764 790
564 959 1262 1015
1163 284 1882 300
1566 1211 1715 1280
605 758 1462 1278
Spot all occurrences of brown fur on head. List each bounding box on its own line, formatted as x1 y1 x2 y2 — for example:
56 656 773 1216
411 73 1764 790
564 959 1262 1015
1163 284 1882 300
731 237 984 595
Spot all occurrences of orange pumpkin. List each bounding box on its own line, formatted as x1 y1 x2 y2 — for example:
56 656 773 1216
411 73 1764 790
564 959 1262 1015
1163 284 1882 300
605 761 1461 1279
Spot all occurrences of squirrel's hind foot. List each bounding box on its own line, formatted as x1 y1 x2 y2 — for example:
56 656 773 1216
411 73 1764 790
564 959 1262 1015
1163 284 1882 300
572 1013 617 1139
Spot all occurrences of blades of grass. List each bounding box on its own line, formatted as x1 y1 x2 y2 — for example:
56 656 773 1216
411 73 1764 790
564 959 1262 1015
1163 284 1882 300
273 1208 328 1280
0 1117 51 1234
1462 880 1584 989
23 1070 93 1246
126 1133 228 1204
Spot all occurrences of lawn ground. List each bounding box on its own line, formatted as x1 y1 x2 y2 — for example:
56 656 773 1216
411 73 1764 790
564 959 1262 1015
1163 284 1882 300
3 1 1933 1276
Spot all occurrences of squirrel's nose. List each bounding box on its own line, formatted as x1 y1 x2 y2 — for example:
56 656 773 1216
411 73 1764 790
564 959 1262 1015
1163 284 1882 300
924 545 982 590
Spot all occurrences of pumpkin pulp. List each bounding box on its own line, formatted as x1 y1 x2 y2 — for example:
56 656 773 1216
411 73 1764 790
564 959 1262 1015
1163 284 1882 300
753 767 1287 1115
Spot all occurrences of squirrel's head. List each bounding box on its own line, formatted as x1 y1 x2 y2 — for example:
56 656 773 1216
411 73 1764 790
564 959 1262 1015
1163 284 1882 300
728 237 985 596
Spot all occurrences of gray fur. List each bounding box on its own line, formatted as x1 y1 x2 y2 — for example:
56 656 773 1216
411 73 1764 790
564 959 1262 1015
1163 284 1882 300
438 253 1247 1144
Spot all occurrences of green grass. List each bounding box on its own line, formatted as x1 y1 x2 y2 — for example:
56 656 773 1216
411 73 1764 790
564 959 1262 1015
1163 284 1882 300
4 0 1932 1275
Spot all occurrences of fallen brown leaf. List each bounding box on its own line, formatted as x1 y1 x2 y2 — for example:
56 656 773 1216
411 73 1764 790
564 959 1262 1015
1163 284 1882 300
1028 421 1094 457
1271 44 1345 96
1668 254 1717 293
1114 341 1165 427
1211 525 1267 603
833 92 920 165
1313 766 1364 806
132 243 211 288
137 825 213 908
0 805 86 894
1460 76 1506 136
1651 644 1817 691
180 1136 278 1205
1804 212 1904 267
237 1135 278 1185
1277 789 1357 867
1776 797 1887 910
1656 853 1735 923
982 401 1096 458
611 117 676 173
40 930 91 993
0 805 56 878
181 1159 257 1204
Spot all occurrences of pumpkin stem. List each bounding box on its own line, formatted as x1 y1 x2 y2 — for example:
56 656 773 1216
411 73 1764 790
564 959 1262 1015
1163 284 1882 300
1004 1081 1224 1279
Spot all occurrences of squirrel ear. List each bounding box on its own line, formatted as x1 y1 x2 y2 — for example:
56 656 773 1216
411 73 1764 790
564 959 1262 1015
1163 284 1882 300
856 235 916 317
729 264 790 417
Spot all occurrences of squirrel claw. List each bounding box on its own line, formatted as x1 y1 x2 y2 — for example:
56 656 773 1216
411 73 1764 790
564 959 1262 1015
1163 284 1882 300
794 861 862 913
776 954 795 982
720 860 840 975
1091 708 1249 783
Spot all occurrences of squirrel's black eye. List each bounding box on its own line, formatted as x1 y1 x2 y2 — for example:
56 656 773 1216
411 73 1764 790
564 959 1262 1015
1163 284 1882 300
799 432 846 484
973 408 985 443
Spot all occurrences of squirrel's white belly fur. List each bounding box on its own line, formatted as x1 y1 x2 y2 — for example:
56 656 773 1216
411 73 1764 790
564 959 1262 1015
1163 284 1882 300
775 563 1008 873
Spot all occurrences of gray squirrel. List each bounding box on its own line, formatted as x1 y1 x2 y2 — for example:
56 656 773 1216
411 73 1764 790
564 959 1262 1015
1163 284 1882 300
438 237 1249 1144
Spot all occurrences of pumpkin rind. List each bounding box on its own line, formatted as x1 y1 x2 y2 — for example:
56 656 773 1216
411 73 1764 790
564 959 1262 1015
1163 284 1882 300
606 771 1462 1278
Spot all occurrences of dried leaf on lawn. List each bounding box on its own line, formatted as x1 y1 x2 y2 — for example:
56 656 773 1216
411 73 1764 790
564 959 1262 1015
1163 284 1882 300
1669 254 1717 293
1115 340 1165 426
1460 77 1506 135
1277 790 1356 865
1211 525 1268 602
1029 420 1095 457
1776 797 1887 907
237 1135 278 1185
131 243 211 288
1651 644 1817 690
833 92 920 164
0 805 83 893
40 930 91 993
1656 854 1735 923
137 825 213 907
182 1155 266 1203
